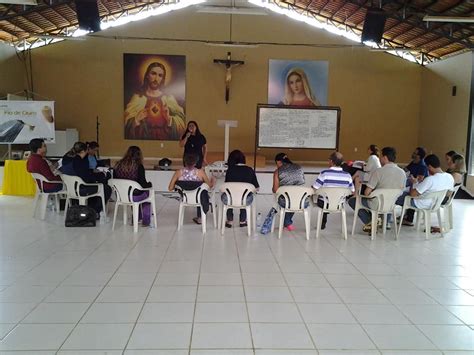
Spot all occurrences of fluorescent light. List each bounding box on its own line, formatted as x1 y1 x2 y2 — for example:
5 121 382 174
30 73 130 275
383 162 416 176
1 0 36 4
206 41 259 48
197 5 267 15
423 15 474 23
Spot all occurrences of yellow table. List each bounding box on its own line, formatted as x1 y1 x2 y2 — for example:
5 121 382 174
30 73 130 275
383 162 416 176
1 160 36 196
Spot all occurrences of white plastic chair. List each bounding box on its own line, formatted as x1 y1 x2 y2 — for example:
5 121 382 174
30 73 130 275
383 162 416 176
397 189 448 240
272 186 314 240
351 188 403 240
441 184 461 232
30 173 65 220
219 182 257 237
175 183 216 234
313 187 353 239
108 178 157 233
61 174 107 220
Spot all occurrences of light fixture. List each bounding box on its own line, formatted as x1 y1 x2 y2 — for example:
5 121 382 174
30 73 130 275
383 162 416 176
1 0 37 5
196 5 268 15
423 15 474 23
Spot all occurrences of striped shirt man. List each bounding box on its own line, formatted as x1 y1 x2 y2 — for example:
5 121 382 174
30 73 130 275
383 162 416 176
312 167 355 192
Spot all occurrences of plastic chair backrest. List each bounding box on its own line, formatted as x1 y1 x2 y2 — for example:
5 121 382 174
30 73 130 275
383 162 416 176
314 187 352 211
415 189 449 211
276 186 314 211
109 178 143 204
30 173 59 193
367 188 404 213
442 184 461 208
175 183 210 205
61 174 85 199
220 182 256 208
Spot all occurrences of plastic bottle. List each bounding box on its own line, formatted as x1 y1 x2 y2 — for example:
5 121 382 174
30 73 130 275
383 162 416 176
256 212 262 228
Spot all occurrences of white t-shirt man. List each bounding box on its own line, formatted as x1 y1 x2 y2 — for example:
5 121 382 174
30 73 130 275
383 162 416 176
413 172 454 209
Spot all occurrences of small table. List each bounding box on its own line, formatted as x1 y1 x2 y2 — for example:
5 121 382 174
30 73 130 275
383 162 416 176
1 160 36 196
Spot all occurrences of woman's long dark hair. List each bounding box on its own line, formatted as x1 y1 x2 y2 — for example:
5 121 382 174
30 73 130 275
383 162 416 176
227 150 246 166
369 144 379 157
114 146 143 175
186 121 202 136
275 152 292 164
65 142 87 157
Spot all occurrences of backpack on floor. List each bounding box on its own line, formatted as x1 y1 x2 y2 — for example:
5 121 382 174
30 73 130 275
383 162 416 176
260 207 277 235
65 205 96 227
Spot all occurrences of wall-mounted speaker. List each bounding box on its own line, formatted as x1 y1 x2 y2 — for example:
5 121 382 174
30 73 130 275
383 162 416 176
75 0 101 32
361 8 387 43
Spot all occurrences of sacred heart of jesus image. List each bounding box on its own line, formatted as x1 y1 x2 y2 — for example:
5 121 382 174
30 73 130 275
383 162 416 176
146 100 167 127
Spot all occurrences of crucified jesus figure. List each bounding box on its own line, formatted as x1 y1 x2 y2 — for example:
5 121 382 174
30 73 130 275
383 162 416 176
213 52 244 103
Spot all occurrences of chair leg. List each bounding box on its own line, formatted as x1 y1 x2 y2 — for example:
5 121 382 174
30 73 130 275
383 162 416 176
123 205 128 226
212 202 217 229
251 204 257 235
151 198 157 229
64 197 70 222
39 194 48 220
315 209 322 239
221 206 227 235
351 204 359 236
32 192 39 217
392 209 398 239
416 211 422 231
271 207 277 234
201 212 207 234
101 194 107 219
437 209 444 238
382 214 387 235
397 207 406 238
278 209 285 239
342 210 348 240
132 204 139 233
371 212 377 241
424 211 430 240
304 209 310 240
177 204 183 231
448 204 453 231
112 203 119 231
54 195 60 213
246 206 251 237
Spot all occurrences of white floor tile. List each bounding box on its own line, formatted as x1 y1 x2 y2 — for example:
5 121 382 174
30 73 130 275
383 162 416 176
191 323 252 349
0 285 54 303
245 286 293 302
425 289 474 306
247 303 302 323
147 286 197 302
348 304 410 324
362 324 435 350
61 272 114 286
325 275 373 288
447 305 474 325
298 303 356 324
154 273 199 286
81 303 142 323
44 286 102 303
61 323 134 350
308 323 377 349
197 286 245 302
242 273 286 286
0 323 74 350
125 351 187 355
191 351 253 355
399 304 464 325
107 272 156 287
127 323 192 349
0 303 37 323
251 323 314 349
284 273 331 287
96 286 149 303
194 302 248 322
0 323 15 339
379 288 437 305
291 287 341 303
138 302 194 322
335 287 390 304
418 325 474 350
22 303 90 323
199 273 243 285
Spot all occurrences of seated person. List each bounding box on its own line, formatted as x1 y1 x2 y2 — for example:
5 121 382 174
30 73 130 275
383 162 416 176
26 138 62 193
168 153 214 225
114 146 153 227
348 147 406 233
223 150 259 228
445 150 457 173
312 152 355 229
273 153 305 231
396 154 454 227
86 141 100 170
64 142 112 217
404 147 429 186
447 153 466 186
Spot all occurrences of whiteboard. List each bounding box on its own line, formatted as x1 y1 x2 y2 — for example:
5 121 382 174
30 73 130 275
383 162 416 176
257 105 340 149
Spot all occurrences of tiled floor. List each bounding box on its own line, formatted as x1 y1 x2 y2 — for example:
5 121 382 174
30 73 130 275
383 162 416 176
0 193 474 354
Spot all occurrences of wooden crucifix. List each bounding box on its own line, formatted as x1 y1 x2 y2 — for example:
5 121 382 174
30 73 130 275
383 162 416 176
213 52 244 103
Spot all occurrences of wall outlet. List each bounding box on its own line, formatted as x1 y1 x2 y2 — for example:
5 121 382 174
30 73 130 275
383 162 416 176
354 147 358 152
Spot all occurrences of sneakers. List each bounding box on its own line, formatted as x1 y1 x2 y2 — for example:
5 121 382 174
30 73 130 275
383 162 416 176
285 224 296 231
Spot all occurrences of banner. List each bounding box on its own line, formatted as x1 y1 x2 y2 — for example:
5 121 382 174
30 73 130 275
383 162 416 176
0 101 55 144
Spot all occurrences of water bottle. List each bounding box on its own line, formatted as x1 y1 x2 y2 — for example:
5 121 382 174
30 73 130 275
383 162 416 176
256 212 262 228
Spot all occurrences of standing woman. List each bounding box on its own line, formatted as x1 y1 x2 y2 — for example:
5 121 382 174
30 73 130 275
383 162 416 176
179 121 207 169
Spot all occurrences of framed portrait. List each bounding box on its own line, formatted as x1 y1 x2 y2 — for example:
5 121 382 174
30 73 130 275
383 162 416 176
123 53 186 141
268 59 328 107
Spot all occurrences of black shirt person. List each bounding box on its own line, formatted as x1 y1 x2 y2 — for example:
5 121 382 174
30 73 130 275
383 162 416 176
179 120 207 169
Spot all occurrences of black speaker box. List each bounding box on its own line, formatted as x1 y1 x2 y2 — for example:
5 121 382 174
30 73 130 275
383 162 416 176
75 0 101 32
361 8 387 43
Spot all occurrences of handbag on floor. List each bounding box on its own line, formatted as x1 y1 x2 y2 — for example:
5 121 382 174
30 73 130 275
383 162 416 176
260 207 277 235
65 205 96 227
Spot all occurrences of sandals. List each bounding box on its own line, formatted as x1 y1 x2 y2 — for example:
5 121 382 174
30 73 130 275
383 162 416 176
192 217 202 225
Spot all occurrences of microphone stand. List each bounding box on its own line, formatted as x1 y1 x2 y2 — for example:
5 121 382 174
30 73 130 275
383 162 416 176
96 115 100 158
